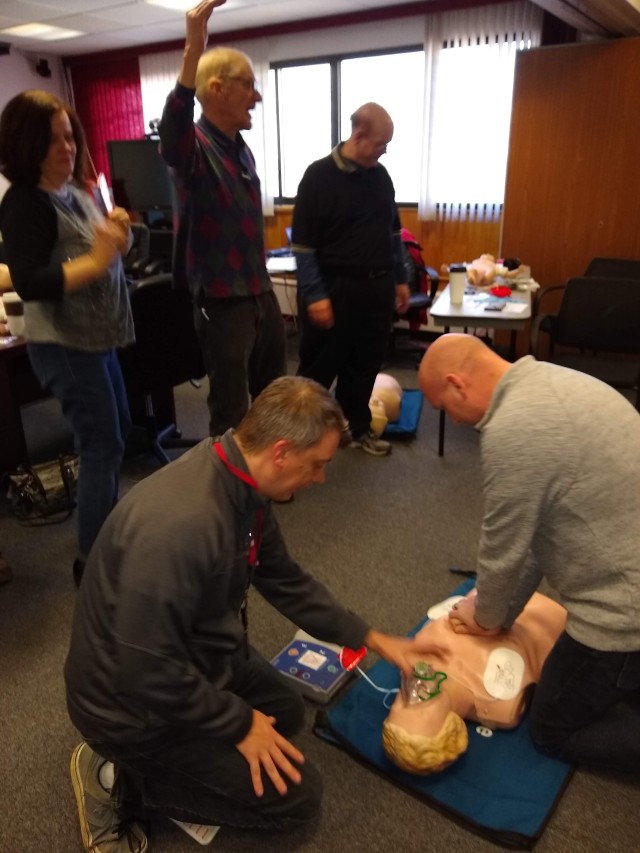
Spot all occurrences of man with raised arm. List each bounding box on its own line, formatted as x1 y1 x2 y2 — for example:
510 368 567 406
159 0 286 437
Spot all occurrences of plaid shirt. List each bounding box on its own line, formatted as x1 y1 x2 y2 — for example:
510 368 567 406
159 83 271 299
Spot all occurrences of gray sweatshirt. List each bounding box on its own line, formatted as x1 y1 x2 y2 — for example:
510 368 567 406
474 356 640 652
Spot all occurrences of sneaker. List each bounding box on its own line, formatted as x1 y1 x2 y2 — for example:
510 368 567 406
350 431 392 457
70 742 148 853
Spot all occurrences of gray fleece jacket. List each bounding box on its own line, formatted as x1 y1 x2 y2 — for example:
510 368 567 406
473 356 640 652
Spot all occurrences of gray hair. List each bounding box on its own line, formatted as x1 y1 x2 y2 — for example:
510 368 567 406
236 376 351 453
195 46 252 104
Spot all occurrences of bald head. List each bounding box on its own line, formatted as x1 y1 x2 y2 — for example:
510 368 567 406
343 102 394 168
419 334 511 425
350 102 392 134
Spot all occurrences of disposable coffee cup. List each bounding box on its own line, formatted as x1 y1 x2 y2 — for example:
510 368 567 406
448 264 467 306
3 292 25 337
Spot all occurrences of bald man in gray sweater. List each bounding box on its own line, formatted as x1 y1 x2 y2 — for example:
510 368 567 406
420 333 640 774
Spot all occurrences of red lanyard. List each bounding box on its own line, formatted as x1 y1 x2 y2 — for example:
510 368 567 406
213 441 262 565
214 441 262 658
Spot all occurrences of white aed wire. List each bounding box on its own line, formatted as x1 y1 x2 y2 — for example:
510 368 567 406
353 665 400 709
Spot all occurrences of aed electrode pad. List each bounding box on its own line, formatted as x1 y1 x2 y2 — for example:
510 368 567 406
483 648 525 700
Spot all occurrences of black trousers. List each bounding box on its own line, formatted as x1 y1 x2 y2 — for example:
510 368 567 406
88 648 322 831
297 272 395 438
194 290 286 436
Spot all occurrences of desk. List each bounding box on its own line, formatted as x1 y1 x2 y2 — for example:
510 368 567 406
0 336 177 474
429 284 532 456
267 257 298 319
0 336 50 474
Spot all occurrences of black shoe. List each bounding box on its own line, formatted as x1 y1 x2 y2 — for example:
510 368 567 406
73 558 86 588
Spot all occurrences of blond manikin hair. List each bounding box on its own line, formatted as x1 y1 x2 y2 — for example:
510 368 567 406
382 711 468 774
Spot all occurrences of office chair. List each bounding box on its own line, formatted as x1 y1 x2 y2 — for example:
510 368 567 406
387 229 439 364
530 276 640 409
584 257 640 279
118 274 205 464
123 222 151 281
534 256 640 339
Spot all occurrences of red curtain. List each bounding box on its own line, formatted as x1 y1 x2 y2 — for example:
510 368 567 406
68 58 145 182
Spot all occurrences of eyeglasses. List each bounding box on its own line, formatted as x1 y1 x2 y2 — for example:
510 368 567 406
223 75 259 93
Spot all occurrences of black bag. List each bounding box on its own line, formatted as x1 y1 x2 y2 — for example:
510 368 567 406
7 454 79 524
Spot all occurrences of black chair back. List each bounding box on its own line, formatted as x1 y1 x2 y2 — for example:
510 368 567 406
584 257 640 280
119 274 203 394
554 277 640 353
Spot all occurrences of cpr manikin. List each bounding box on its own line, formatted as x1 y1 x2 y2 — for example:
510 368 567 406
369 373 402 437
382 591 567 774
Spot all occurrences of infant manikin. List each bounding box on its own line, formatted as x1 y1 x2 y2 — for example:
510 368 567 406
465 254 526 287
382 591 566 774
369 373 402 437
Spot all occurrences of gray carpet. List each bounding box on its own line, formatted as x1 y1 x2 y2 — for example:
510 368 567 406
1 333 638 853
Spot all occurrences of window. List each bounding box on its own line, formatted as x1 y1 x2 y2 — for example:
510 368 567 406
138 1 542 218
271 2 542 217
273 49 423 204
276 63 332 198
340 52 424 204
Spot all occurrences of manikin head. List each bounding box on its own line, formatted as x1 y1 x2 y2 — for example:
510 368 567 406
234 376 350 502
382 592 567 774
369 373 403 436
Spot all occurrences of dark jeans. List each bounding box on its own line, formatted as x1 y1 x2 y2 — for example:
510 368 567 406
194 290 286 436
297 272 394 438
89 649 322 831
27 344 130 560
529 631 640 773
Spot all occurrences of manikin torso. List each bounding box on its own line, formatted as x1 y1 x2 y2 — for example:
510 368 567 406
386 592 567 735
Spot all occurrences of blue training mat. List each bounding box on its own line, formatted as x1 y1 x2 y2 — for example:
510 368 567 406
383 388 424 438
314 580 574 850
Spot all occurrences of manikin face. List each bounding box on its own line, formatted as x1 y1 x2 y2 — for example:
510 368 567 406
269 428 341 503
40 109 76 191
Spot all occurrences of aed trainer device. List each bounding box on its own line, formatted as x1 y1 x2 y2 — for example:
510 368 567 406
271 630 366 704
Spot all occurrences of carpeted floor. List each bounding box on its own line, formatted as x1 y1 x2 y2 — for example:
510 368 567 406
1 329 638 853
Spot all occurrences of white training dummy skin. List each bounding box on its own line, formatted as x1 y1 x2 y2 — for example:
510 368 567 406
386 592 567 733
369 373 402 427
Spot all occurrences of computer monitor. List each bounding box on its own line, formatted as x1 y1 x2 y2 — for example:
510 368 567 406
107 139 173 213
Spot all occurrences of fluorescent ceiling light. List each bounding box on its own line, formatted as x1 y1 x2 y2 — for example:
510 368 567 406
145 0 244 10
0 23 84 41
145 0 205 9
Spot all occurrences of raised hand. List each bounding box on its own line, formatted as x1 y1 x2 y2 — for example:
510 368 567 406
185 0 227 55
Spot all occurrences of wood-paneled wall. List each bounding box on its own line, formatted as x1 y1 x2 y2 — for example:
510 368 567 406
502 37 640 300
265 206 502 277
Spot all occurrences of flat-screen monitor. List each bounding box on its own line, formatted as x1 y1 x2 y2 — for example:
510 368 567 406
107 139 173 213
